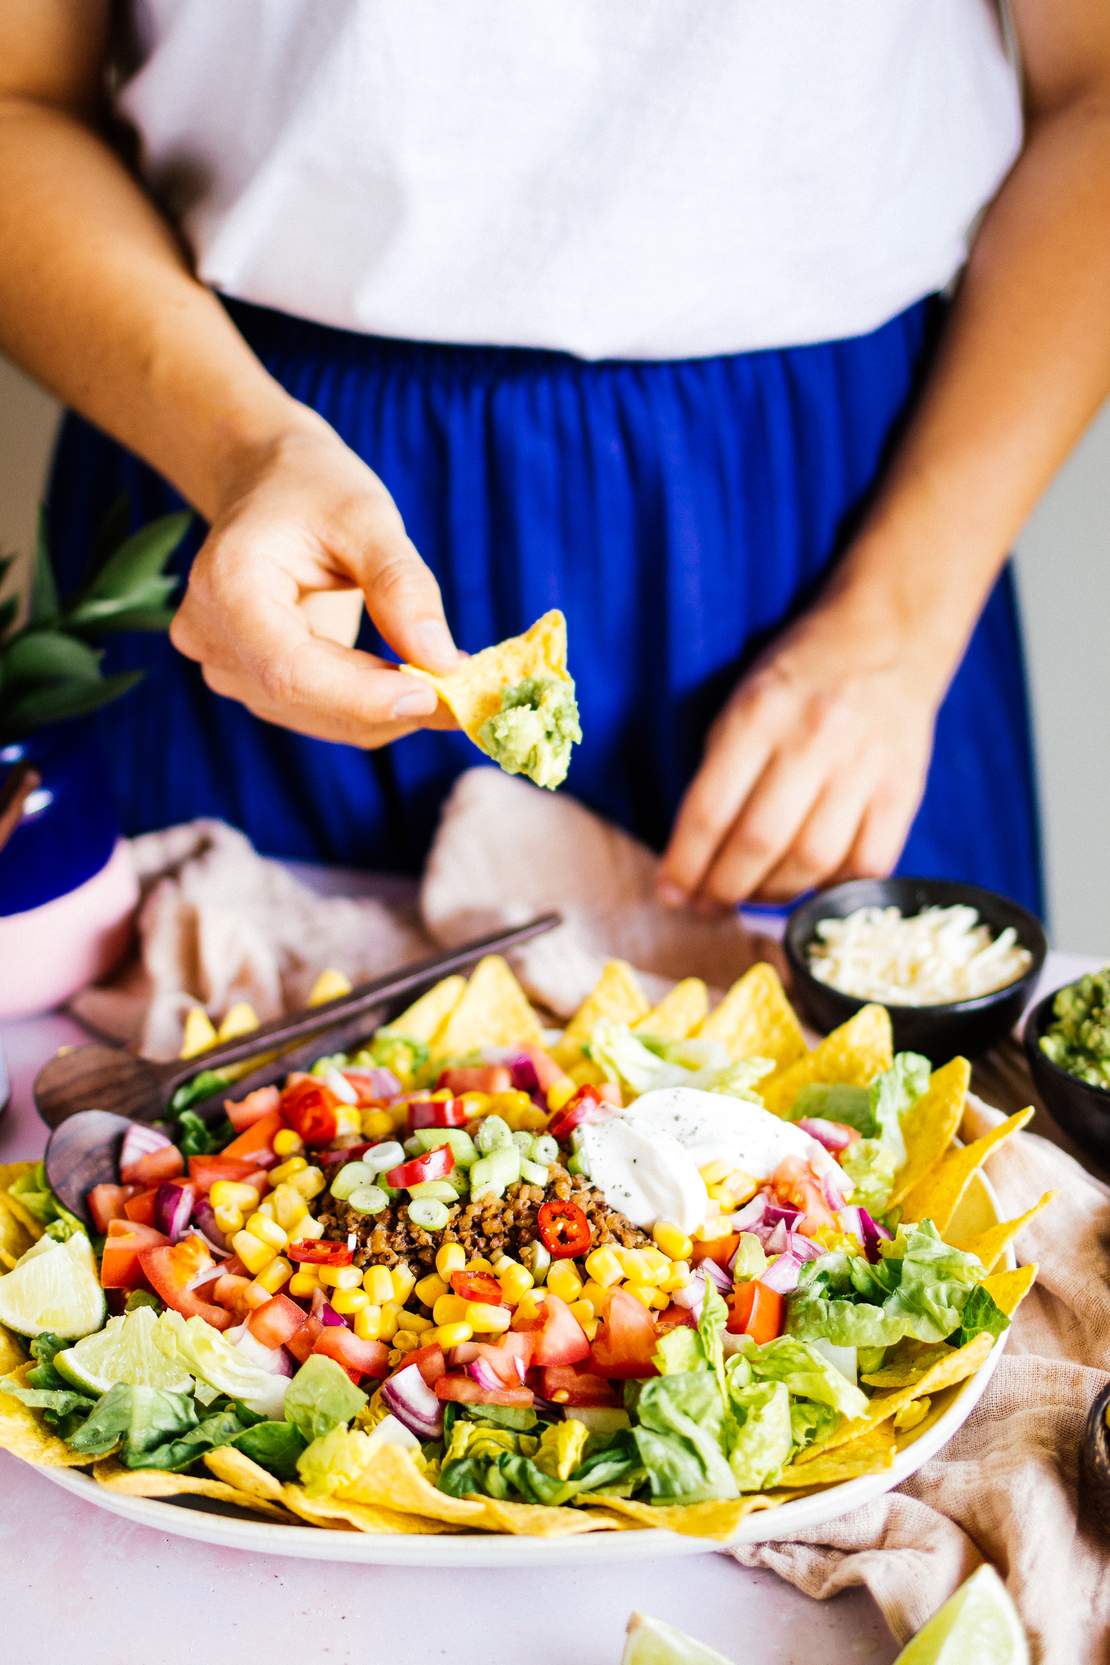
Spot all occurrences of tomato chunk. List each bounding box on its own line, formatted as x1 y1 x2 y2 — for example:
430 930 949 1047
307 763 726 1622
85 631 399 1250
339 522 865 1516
435 1374 534 1408
120 1144 185 1187
225 1085 281 1131
248 1293 308 1348
212 1272 252 1318
538 1365 620 1407
384 1144 454 1189
187 1154 261 1192
286 1311 323 1364
590 1287 659 1380
312 1326 389 1379
280 1079 339 1146
100 1219 168 1290
88 1184 130 1235
220 1108 285 1162
122 1187 158 1226
726 1280 784 1345
512 1292 591 1367
691 1233 740 1270
435 1065 512 1096
407 1343 447 1387
139 1237 233 1329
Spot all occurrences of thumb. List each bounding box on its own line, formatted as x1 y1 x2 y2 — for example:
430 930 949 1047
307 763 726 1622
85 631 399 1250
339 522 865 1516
355 495 459 673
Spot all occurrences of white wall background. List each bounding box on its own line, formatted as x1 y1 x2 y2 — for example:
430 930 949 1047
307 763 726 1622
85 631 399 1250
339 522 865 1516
0 356 1106 948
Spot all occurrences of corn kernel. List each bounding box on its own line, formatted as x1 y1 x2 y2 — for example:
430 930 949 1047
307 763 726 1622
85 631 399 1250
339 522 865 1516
361 1108 394 1140
547 1260 584 1303
436 1242 466 1277
243 1280 272 1309
256 1255 293 1294
362 1266 395 1304
661 1259 691 1292
513 1289 547 1324
415 1273 449 1308
288 1165 325 1200
464 1301 511 1334
254 1197 276 1219
615 1247 648 1281
514 1106 549 1131
464 1255 493 1274
245 1211 287 1250
289 1215 324 1242
693 1218 733 1242
391 1264 416 1303
546 1076 577 1112
331 1287 370 1314
636 1249 670 1286
231 1230 278 1275
585 1246 624 1288
379 1301 402 1341
699 1160 733 1187
389 1103 410 1130
213 1205 244 1235
210 1180 260 1212
402 1309 433 1333
271 1128 304 1158
496 1261 534 1306
289 1271 318 1298
433 1293 469 1325
652 1221 694 1261
335 1106 361 1136
354 1304 383 1341
328 1264 364 1291
568 1299 598 1338
269 1183 309 1232
393 1329 420 1352
269 1156 308 1185
433 1321 473 1349
624 1280 657 1309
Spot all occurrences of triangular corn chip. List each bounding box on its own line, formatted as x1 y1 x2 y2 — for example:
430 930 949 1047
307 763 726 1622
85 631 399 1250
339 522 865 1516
404 609 571 744
0 1364 95 1467
93 1457 293 1520
981 1261 1038 1318
948 1193 1054 1274
390 975 468 1043
430 956 544 1057
888 1057 971 1208
899 1108 1034 1233
635 978 709 1041
761 1003 893 1115
205 1444 288 1504
282 1483 450 1534
697 963 805 1068
779 1424 896 1488
553 959 650 1067
581 1491 779 1539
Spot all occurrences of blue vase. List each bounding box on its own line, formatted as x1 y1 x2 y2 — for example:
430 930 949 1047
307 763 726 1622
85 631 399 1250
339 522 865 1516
0 724 120 916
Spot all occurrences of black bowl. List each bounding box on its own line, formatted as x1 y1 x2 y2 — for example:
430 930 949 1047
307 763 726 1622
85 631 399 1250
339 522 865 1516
1024 984 1110 1165
785 877 1047 1062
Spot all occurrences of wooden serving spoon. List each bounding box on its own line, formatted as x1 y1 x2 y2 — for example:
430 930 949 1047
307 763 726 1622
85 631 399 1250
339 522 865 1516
34 912 560 1132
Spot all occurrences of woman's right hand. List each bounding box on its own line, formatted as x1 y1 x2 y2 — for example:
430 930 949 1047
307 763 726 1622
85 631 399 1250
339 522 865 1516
170 410 460 745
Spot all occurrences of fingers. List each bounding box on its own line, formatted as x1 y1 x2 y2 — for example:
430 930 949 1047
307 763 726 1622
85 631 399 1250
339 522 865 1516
657 695 779 904
338 493 459 674
694 741 828 906
836 773 925 881
753 777 872 902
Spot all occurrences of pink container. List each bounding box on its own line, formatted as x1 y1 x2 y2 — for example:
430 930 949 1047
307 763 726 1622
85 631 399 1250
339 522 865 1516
0 838 138 1018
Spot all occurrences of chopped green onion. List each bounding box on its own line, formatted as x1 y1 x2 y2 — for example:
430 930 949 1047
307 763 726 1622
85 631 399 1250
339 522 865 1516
346 1185 389 1215
413 1128 478 1166
529 1134 559 1165
407 1179 458 1202
408 1199 450 1230
475 1115 513 1155
331 1161 373 1200
469 1145 521 1199
361 1141 404 1174
520 1158 549 1187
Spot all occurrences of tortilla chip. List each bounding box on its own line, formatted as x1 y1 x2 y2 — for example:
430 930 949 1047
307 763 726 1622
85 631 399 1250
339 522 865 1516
898 1109 1034 1233
0 1164 44 1248
203 1444 289 1504
93 1457 293 1521
340 1443 493 1529
430 956 544 1057
553 960 650 1067
697 964 806 1069
390 975 468 1044
893 1397 931 1435
403 609 571 745
582 1491 780 1540
282 1483 450 1535
779 1424 896 1488
948 1193 1055 1274
635 978 710 1042
0 1324 26 1375
0 1364 95 1467
861 1338 948 1389
761 1004 893 1115
888 1057 971 1209
981 1262 1037 1318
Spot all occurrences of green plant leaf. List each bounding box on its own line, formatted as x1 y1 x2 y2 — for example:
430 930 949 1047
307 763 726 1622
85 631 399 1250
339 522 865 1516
66 574 180 632
92 492 132 572
82 605 178 635
2 629 103 689
1 670 143 737
29 508 61 628
79 512 191 604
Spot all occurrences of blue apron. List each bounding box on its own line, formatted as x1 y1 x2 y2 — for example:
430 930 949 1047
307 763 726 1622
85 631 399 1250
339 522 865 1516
45 295 1043 914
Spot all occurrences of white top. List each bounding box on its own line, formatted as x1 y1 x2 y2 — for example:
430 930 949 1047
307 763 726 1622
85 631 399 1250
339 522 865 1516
117 0 1022 361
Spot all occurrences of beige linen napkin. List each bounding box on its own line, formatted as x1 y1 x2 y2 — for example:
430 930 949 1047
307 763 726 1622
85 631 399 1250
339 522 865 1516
70 768 1109 1659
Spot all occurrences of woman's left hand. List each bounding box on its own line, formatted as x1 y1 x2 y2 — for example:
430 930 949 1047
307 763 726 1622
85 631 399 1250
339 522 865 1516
657 588 945 908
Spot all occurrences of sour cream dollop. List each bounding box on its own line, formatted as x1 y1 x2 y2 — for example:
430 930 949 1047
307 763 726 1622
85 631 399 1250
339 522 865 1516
580 1087 840 1234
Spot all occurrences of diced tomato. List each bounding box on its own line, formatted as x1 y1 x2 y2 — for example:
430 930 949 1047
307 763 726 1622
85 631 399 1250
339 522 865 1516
122 1187 158 1226
248 1293 309 1348
120 1144 185 1187
287 1239 354 1266
212 1272 252 1317
520 1045 564 1093
595 1082 622 1106
449 1270 505 1305
537 1197 592 1258
435 1064 513 1096
312 1326 389 1379
691 1233 740 1270
384 1143 455 1189
281 1079 339 1147
590 1287 659 1380
656 1303 698 1332
139 1237 233 1329
538 1365 620 1407
187 1154 260 1192
407 1097 468 1132
726 1280 784 1345
88 1184 130 1235
100 1219 168 1289
547 1084 606 1144
220 1108 285 1162
286 1311 323 1363
434 1374 534 1408
225 1085 282 1132
341 1071 389 1108
772 1157 838 1237
407 1343 447 1387
446 1339 526 1387
512 1291 591 1367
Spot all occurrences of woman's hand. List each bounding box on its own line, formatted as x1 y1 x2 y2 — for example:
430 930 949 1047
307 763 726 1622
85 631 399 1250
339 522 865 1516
170 412 459 744
658 588 945 908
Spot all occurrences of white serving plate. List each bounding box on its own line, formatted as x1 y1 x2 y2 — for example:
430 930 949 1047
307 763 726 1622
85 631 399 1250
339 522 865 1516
35 1167 1012 1566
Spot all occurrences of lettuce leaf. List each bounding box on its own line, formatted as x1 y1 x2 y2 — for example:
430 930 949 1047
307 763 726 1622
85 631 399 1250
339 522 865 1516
630 1371 739 1502
585 1020 773 1101
726 1335 868 1421
789 1052 930 1170
283 1355 367 1444
727 1380 792 1490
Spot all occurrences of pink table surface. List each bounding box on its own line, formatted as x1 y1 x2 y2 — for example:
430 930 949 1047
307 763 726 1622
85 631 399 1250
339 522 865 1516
6 865 1090 1665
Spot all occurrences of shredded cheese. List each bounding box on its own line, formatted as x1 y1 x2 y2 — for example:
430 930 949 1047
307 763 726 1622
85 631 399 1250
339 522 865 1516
807 903 1033 1007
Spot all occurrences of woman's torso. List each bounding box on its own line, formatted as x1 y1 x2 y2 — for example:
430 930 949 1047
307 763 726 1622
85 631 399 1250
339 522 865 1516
116 0 1022 359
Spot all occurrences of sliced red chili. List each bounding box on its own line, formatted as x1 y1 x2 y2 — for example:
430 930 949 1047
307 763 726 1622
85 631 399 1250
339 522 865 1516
537 1198 592 1259
407 1097 468 1133
287 1240 355 1266
547 1085 605 1144
449 1270 505 1305
385 1144 456 1189
281 1078 340 1146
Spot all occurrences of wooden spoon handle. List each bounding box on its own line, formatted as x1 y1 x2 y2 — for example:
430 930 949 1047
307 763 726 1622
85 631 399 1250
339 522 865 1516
158 912 561 1093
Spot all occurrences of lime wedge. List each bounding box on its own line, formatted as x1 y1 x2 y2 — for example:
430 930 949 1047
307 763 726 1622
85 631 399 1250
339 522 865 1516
622 1614 736 1665
894 1567 1029 1665
0 1232 106 1340
55 1306 191 1394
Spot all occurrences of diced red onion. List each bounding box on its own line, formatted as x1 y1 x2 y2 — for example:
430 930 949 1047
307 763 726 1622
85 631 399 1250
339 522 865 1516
730 1194 802 1239
821 1169 850 1211
119 1123 172 1175
798 1117 859 1153
225 1324 294 1377
788 1232 825 1263
838 1206 891 1262
380 1363 443 1439
318 1301 347 1328
466 1356 510 1392
701 1259 732 1295
529 1395 565 1421
191 1197 228 1253
504 1054 540 1095
320 1067 358 1105
764 1219 789 1255
670 1281 704 1314
155 1180 195 1243
759 1248 806 1294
